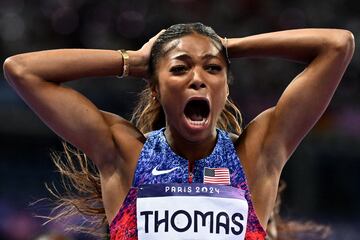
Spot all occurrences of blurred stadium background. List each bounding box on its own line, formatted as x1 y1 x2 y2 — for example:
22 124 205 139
0 0 359 239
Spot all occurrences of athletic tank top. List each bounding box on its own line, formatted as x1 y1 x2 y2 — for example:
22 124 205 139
109 128 266 240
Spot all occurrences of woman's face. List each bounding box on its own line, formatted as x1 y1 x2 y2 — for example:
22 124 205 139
155 33 228 143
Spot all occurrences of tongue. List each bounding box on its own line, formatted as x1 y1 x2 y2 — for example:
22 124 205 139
189 112 203 121
184 100 209 122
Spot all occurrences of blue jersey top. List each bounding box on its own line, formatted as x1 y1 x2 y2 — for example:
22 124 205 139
110 128 266 240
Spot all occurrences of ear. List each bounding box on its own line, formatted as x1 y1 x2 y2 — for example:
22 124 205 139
226 84 229 97
151 85 159 100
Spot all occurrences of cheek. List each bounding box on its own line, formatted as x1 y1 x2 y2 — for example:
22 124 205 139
157 81 180 103
156 79 184 117
157 73 187 99
213 78 228 95
212 82 228 111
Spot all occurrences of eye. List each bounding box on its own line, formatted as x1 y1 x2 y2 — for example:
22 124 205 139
170 65 188 75
205 64 222 73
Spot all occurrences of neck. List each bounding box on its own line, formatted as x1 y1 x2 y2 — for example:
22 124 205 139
164 127 217 162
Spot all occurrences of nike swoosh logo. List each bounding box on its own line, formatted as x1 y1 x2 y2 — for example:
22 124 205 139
152 165 180 176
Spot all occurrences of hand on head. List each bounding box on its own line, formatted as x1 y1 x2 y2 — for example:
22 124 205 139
129 29 166 79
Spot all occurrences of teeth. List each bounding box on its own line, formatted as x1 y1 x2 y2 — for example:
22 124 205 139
189 118 207 126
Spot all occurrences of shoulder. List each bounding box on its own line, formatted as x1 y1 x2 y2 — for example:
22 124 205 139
228 132 239 144
232 108 273 150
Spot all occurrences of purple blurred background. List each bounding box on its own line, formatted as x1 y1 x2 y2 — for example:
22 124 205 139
0 0 359 239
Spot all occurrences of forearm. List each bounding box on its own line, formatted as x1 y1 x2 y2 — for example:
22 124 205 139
227 28 354 63
3 49 144 84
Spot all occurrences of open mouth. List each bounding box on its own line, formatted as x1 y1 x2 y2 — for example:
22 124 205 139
184 99 210 126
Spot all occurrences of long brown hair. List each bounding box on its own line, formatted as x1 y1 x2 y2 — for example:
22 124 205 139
37 143 106 237
267 181 331 240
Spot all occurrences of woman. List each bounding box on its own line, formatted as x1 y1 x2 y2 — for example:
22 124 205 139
3 23 354 239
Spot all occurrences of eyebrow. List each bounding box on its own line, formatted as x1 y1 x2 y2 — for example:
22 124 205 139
171 53 221 61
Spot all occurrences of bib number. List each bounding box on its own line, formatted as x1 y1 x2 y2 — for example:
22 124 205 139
136 183 248 240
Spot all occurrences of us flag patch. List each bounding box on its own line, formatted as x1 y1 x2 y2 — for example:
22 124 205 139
203 167 230 185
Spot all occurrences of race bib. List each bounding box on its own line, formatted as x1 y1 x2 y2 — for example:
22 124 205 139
136 183 248 240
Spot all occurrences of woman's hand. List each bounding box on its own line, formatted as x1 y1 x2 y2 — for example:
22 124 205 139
127 30 165 79
217 35 225 46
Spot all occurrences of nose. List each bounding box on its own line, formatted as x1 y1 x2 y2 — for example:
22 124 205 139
189 67 206 90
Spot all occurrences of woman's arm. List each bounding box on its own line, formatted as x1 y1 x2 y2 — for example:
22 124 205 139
228 28 354 229
230 28 355 172
228 28 354 63
2 35 158 174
